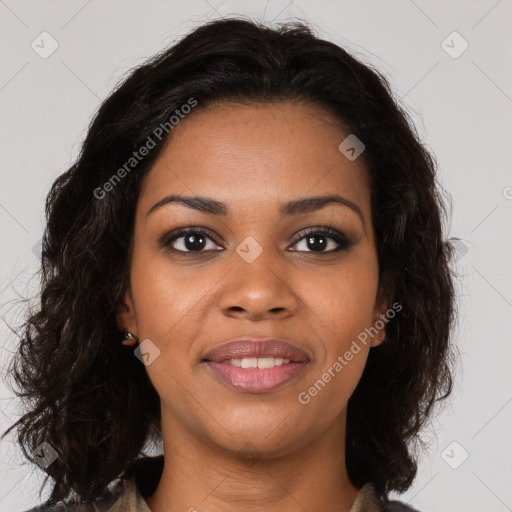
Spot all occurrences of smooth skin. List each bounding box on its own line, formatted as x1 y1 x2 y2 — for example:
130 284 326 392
116 100 388 512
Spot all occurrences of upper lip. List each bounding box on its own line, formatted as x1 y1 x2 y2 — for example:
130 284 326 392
202 337 311 363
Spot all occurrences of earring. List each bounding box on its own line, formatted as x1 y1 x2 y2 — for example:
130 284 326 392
121 328 138 346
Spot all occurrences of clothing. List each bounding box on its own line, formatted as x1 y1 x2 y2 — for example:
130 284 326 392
24 455 420 512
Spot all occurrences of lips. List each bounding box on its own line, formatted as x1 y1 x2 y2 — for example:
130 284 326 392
202 337 311 364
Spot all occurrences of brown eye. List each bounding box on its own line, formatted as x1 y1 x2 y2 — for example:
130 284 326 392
290 227 354 253
160 228 222 253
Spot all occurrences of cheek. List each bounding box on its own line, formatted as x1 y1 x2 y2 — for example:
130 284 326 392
129 246 207 336
301 252 379 344
298 265 377 412
127 248 210 395
305 255 379 406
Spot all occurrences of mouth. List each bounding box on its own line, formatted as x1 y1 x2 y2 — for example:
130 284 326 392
201 337 311 393
202 337 311 364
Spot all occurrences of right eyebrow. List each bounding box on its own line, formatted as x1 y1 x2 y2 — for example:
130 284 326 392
146 193 365 230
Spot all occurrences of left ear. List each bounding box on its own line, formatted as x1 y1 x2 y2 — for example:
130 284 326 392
370 286 390 348
115 289 138 346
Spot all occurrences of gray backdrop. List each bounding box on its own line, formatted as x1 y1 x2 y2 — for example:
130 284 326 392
1 1 511 511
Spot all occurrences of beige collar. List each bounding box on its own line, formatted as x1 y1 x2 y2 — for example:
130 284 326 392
104 477 150 511
348 483 385 512
106 478 386 512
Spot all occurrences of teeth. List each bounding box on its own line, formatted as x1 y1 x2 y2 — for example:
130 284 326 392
229 357 292 368
241 357 257 368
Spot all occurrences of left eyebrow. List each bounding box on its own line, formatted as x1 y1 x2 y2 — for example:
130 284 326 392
146 193 365 229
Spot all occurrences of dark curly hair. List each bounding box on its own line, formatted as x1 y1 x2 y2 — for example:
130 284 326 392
2 16 457 503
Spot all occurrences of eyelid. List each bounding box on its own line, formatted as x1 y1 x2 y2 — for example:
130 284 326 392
289 225 355 252
159 226 222 249
159 225 354 254
290 225 345 244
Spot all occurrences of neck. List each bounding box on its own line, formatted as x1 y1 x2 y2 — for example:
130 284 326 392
146 409 360 512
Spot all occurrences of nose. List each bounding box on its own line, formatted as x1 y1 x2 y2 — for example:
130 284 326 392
217 246 299 321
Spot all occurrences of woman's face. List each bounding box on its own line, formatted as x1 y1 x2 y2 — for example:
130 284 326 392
117 101 387 457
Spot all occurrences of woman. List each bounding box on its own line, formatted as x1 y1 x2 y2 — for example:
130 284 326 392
2 17 456 512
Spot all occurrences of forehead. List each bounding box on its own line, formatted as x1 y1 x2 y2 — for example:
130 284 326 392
138 101 370 217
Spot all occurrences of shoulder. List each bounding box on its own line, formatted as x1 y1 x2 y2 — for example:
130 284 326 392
386 500 421 511
22 454 165 512
21 480 124 511
352 483 421 512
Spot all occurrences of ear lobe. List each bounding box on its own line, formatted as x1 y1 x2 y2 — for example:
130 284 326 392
371 286 391 348
370 330 386 348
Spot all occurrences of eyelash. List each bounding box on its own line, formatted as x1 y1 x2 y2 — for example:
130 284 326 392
159 226 355 255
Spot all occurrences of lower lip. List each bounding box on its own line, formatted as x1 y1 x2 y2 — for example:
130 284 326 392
204 361 308 393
